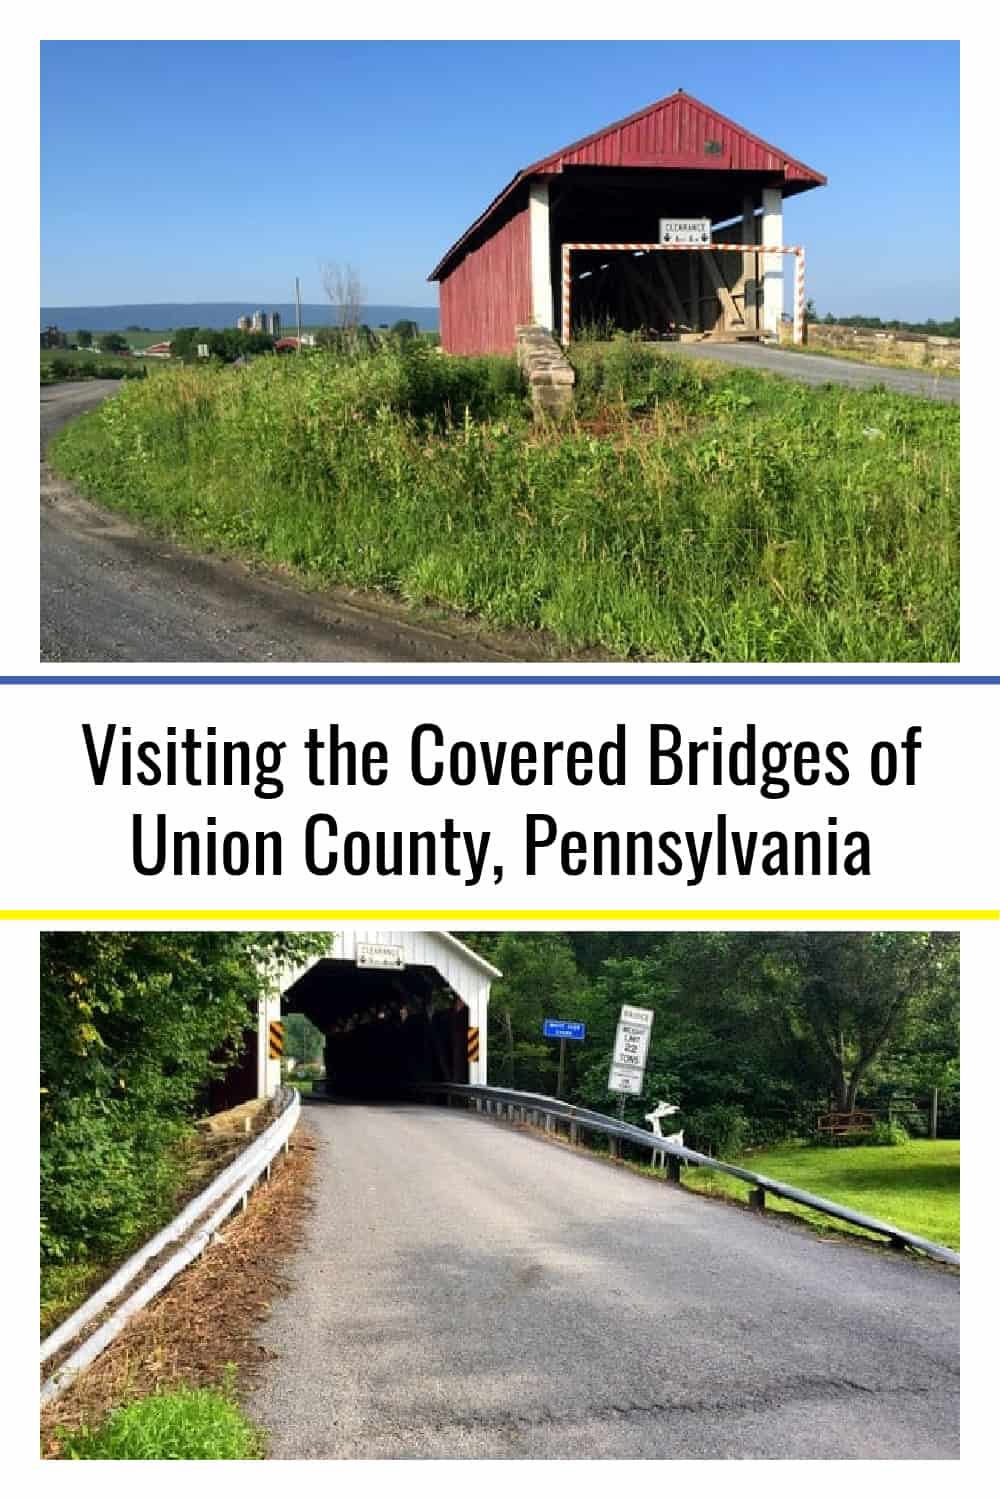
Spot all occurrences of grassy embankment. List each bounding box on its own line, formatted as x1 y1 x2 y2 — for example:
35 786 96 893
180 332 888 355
681 1139 960 1250
49 339 959 661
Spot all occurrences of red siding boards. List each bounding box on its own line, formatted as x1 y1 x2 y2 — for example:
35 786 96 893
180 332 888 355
439 199 531 355
429 89 825 291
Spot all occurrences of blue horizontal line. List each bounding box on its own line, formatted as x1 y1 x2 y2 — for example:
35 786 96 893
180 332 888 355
0 674 996 687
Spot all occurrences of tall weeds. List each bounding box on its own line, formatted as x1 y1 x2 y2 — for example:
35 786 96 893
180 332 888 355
50 342 959 660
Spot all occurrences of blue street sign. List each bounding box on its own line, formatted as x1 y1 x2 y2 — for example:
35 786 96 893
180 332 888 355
543 1019 586 1041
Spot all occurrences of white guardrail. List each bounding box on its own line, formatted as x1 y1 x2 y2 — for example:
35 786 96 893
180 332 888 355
40 1086 300 1409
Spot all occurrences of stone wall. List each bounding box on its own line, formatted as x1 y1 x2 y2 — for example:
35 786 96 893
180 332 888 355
515 325 575 418
783 322 959 371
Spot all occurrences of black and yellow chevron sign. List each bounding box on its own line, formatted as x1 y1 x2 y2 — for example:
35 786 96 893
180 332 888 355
268 1020 285 1060
467 1026 480 1063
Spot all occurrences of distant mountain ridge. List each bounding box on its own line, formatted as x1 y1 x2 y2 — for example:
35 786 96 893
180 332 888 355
41 302 439 332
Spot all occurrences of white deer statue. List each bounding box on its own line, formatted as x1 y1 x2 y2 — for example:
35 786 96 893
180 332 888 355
645 1099 683 1170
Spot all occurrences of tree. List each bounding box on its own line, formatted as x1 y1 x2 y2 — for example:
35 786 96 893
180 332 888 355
284 1011 325 1064
770 933 957 1113
99 332 129 353
472 933 584 1092
460 933 958 1143
76 329 92 348
322 261 365 348
40 932 327 1265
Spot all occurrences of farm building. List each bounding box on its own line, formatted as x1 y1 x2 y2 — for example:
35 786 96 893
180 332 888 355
429 90 825 354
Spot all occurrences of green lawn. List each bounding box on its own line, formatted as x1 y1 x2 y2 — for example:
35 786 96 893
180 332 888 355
684 1139 959 1250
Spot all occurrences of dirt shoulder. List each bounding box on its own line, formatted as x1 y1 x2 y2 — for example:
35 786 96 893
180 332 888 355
41 1124 317 1456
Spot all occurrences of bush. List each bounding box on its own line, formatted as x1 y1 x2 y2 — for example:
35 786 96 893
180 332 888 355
60 1383 263 1459
868 1119 910 1147
684 1104 750 1159
40 933 327 1276
40 1097 187 1266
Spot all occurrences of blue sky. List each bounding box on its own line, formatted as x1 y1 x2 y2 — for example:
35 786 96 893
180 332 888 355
41 40 959 320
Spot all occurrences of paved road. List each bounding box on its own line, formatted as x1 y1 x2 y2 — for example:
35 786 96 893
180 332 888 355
248 1102 959 1459
40 382 527 663
662 341 960 403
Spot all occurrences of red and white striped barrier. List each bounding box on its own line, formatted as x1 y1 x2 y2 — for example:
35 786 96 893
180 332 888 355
559 241 806 347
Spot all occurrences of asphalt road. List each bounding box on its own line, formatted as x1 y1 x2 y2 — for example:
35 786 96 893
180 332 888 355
662 340 960 403
40 382 525 663
248 1102 959 1459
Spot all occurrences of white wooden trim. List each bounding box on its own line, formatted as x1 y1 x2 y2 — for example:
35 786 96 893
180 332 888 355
761 187 784 335
529 181 553 332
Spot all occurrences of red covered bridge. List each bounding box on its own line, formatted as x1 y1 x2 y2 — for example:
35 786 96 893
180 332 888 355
429 89 825 354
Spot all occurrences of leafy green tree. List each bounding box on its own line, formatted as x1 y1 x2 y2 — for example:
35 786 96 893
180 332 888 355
98 332 129 353
76 329 92 348
473 933 585 1092
464 932 957 1144
765 933 957 1113
284 1011 325 1064
40 932 326 1265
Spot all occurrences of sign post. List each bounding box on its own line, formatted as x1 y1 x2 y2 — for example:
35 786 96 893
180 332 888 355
542 1018 586 1099
608 1004 654 1102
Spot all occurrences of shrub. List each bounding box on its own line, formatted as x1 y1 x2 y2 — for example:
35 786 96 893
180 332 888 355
685 1104 750 1159
40 1096 187 1266
60 1382 263 1460
868 1119 910 1147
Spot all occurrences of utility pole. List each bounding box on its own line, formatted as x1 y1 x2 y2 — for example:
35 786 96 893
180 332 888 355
295 276 303 352
929 1086 939 1139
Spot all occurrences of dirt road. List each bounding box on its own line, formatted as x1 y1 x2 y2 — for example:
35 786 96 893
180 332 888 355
40 382 531 664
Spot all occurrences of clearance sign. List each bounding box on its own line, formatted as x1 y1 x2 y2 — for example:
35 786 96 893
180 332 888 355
658 217 710 245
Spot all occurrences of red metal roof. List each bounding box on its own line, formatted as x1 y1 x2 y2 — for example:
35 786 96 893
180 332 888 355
429 90 826 281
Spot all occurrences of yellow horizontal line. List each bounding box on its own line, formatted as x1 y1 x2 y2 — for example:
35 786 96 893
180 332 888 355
3 909 995 922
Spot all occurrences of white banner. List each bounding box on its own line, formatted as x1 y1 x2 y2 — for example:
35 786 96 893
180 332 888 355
0 680 994 915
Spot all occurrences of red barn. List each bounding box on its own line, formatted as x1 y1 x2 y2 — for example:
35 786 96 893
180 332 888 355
429 90 825 354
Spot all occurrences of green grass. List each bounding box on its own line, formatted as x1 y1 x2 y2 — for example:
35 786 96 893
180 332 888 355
683 1139 959 1250
115 329 175 350
59 1382 264 1459
49 340 959 661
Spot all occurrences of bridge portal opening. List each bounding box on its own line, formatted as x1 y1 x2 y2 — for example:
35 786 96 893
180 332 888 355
284 957 471 1098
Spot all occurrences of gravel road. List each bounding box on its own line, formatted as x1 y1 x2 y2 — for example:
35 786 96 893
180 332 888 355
40 382 526 664
247 1101 959 1459
662 341 960 402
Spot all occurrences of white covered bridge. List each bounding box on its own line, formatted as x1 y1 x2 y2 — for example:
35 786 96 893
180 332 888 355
214 932 500 1108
